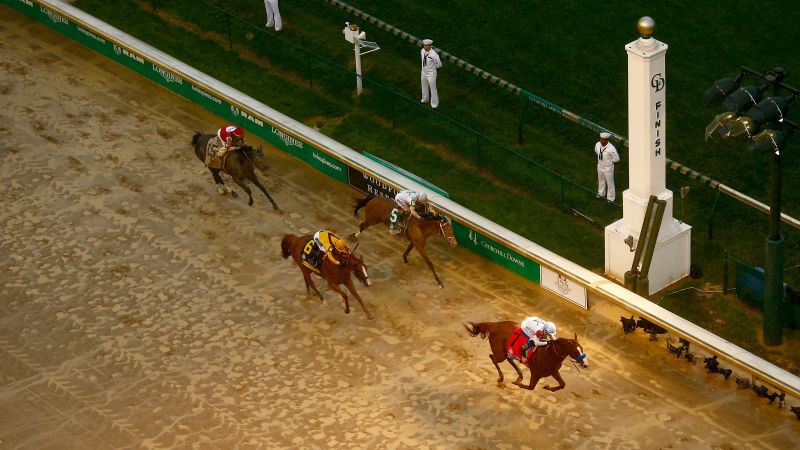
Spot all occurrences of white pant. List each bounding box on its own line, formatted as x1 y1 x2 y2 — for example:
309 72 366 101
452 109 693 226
264 0 282 31
421 74 439 108
597 168 616 201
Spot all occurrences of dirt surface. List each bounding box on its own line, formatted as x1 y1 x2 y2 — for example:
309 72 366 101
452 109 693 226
1 8 798 449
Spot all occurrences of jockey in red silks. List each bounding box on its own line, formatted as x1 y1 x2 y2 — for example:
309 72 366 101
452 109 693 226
215 125 247 157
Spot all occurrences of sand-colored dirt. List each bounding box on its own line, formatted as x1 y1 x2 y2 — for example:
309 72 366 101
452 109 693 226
1 8 798 449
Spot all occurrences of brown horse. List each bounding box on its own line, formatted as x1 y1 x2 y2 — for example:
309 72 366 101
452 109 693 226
191 132 279 209
463 321 589 392
352 195 457 287
281 233 373 319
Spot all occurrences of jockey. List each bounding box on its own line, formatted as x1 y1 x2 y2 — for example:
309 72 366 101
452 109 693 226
214 125 247 157
519 316 557 359
309 230 351 266
390 189 430 235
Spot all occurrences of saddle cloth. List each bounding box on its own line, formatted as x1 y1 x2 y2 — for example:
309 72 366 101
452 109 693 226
300 239 325 273
204 136 225 169
506 328 533 364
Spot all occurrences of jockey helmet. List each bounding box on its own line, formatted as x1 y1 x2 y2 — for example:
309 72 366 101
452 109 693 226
418 191 428 203
544 321 557 336
221 125 245 145
334 239 349 254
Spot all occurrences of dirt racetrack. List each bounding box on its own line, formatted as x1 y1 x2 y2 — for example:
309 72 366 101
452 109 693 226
1 8 798 449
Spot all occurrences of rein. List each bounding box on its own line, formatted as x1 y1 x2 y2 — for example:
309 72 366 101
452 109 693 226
549 340 587 373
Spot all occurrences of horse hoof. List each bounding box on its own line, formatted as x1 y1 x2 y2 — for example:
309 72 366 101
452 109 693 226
272 204 279 210
230 191 238 198
437 284 444 289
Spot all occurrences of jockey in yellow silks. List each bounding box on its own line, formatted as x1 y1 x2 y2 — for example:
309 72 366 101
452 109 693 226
309 230 351 267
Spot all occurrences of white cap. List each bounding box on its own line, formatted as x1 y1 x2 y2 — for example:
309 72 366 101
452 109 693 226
599 132 611 139
422 39 433 45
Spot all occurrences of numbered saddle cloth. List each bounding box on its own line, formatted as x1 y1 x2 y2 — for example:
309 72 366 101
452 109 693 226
388 208 407 231
204 136 225 169
506 328 532 363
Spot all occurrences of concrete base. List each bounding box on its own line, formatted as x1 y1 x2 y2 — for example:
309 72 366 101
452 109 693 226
605 217 692 296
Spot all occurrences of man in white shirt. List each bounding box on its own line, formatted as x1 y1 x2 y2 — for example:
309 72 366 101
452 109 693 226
420 39 443 109
595 132 621 202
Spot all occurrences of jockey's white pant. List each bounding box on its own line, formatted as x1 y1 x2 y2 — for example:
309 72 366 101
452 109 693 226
421 74 439 108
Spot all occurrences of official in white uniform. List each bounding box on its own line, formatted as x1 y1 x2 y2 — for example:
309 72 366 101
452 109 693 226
420 39 442 109
595 132 620 202
264 0 282 31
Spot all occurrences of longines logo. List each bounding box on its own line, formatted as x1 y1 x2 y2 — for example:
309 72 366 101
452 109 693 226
152 65 182 84
272 127 303 149
651 73 665 92
40 6 69 25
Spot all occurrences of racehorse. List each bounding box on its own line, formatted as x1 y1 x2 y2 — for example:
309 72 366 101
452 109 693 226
191 132 279 209
463 321 589 392
352 195 457 288
281 233 373 319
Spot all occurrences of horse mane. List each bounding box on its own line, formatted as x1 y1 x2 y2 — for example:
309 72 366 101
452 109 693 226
280 234 296 259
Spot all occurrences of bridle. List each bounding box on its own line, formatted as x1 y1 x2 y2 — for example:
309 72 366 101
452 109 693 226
549 339 587 372
437 218 457 246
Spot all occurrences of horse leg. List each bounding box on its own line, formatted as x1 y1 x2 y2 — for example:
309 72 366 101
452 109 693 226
231 177 254 206
248 173 279 210
416 247 444 288
210 168 236 197
352 221 367 239
345 280 372 320
507 359 524 384
302 270 324 301
327 282 351 315
519 369 542 390
544 371 566 392
402 242 414 263
489 353 505 383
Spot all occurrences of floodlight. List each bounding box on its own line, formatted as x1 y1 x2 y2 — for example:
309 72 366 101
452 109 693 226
704 111 737 141
746 129 784 153
721 84 767 112
703 74 744 106
745 96 791 125
725 115 760 140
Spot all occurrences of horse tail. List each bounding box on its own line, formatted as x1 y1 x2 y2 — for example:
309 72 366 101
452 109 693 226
463 322 494 340
281 234 296 259
191 131 204 149
353 195 374 219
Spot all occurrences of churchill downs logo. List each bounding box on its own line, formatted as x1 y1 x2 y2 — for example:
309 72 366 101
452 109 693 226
152 65 183 84
40 6 69 25
467 230 525 268
556 274 571 296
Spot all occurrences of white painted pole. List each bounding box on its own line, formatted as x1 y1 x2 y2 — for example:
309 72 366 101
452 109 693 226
354 39 363 95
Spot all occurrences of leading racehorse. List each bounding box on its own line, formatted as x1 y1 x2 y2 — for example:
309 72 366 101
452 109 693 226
463 321 589 391
281 233 373 319
191 131 279 209
352 195 456 287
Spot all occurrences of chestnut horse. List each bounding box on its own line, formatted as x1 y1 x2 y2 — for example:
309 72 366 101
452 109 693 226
281 233 373 319
463 321 589 391
191 132 279 209
352 195 457 287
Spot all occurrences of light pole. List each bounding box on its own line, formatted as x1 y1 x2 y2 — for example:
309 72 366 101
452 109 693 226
704 66 799 345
